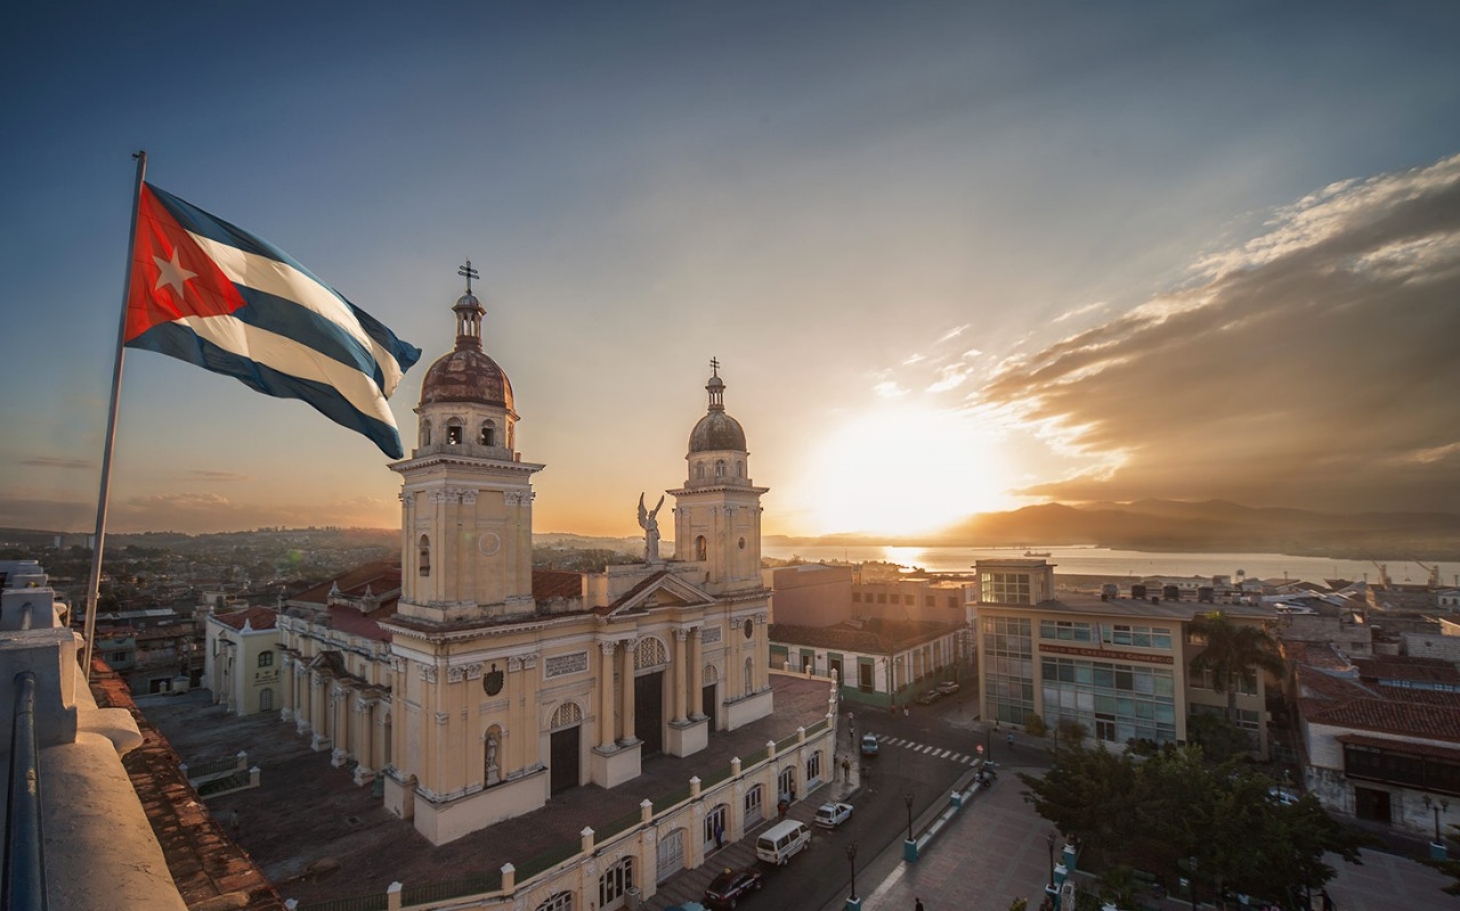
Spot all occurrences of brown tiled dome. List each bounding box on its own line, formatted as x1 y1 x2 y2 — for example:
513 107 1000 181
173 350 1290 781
689 411 746 453
419 346 514 409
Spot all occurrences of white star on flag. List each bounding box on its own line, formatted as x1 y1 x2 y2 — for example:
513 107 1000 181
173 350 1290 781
153 247 197 301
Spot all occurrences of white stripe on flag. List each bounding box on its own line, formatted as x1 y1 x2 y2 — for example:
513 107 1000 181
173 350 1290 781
174 313 397 427
189 233 407 396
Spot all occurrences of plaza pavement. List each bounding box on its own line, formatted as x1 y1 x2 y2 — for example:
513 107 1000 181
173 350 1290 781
804 728 1458 911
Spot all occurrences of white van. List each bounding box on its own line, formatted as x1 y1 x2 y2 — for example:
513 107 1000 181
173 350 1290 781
755 819 811 866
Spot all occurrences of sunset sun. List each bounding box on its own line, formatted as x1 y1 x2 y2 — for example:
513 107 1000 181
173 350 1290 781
801 405 1016 538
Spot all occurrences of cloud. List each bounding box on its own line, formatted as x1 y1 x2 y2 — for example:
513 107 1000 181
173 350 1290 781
185 470 251 482
975 153 1460 512
17 457 93 470
1052 301 1107 324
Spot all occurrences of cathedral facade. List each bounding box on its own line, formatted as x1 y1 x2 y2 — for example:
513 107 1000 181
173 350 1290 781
368 281 774 845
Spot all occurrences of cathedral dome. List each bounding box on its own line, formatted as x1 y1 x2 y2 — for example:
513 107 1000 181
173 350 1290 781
419 346 515 409
688 411 746 453
687 366 745 452
418 275 514 409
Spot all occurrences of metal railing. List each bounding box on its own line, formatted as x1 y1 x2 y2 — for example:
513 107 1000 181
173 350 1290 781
4 671 48 911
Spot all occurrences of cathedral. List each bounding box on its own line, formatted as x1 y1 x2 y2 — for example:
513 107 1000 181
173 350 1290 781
281 273 775 846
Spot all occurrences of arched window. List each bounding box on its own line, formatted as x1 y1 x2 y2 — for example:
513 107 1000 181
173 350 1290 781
745 657 754 696
258 687 274 712
418 534 431 577
550 701 583 730
258 651 273 668
479 420 496 447
695 536 707 561
715 459 726 477
696 464 705 479
744 784 764 823
598 857 635 909
534 893 573 911
806 750 822 783
419 420 432 447
737 461 744 477
445 417 464 445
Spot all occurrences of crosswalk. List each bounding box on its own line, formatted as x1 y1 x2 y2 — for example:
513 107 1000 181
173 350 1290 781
871 734 981 765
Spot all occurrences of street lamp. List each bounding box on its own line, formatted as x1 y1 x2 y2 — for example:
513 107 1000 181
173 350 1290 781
904 793 915 842
1046 830 1057 890
1425 795 1451 845
1186 856 1197 910
846 841 858 902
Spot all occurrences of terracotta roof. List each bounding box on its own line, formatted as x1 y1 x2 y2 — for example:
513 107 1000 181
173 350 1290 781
1354 655 1460 685
1303 696 1460 741
534 569 583 601
1336 732 1460 763
1295 664 1374 702
89 660 286 910
211 606 278 631
291 561 402 606
1281 640 1354 672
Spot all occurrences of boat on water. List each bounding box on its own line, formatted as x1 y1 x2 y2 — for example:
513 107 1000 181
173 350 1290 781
1024 550 1052 558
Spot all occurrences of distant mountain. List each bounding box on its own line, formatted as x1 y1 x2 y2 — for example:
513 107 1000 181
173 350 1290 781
925 499 1460 560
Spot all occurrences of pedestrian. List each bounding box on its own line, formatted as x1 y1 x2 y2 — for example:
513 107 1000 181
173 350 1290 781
914 897 924 911
903 706 910 717
714 820 724 849
1007 732 1015 748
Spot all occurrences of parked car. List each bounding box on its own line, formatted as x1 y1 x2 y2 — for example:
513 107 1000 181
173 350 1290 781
704 865 764 909
936 681 961 696
814 801 854 828
860 733 879 755
915 689 942 705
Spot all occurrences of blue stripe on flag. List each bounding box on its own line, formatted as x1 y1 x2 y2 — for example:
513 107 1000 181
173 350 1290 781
129 321 406 459
230 286 392 394
146 183 421 377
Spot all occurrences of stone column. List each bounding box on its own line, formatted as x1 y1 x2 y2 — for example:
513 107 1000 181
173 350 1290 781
689 629 704 720
672 629 688 724
757 614 770 690
294 664 311 735
280 655 296 722
309 672 328 748
353 698 376 784
619 639 636 743
598 642 617 750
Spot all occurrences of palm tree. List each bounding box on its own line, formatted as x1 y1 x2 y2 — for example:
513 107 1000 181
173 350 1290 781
1187 611 1286 723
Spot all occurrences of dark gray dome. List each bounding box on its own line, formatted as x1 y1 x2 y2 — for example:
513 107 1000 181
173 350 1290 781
689 411 746 453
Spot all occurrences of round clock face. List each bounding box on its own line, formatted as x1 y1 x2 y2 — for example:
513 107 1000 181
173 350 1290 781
743 619 754 639
478 531 502 556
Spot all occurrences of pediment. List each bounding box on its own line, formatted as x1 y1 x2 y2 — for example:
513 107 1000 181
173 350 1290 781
602 571 715 617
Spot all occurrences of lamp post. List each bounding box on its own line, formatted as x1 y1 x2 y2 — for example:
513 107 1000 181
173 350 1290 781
1425 795 1451 860
846 841 858 903
1045 830 1056 890
904 793 915 842
902 792 919 862
1186 856 1197 910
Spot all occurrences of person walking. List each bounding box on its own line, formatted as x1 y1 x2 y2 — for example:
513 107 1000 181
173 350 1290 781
914 898 924 911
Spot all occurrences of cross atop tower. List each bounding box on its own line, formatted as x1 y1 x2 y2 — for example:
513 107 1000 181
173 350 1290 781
709 356 720 377
458 259 480 293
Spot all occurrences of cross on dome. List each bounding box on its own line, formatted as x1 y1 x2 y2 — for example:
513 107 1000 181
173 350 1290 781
458 259 479 293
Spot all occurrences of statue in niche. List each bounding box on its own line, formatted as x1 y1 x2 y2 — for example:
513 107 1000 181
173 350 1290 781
638 493 665 563
485 731 501 786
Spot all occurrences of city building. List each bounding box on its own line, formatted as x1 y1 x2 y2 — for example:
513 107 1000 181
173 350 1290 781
0 559 283 909
975 557 1280 756
1288 640 1460 841
92 604 204 695
205 605 282 716
766 563 967 706
270 283 776 846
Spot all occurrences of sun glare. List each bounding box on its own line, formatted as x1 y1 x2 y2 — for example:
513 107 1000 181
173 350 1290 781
801 406 1015 538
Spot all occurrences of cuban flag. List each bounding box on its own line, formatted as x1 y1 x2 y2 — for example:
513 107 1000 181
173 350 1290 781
125 183 421 458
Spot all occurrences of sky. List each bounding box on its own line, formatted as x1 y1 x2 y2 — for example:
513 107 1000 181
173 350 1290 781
3 1 1459 540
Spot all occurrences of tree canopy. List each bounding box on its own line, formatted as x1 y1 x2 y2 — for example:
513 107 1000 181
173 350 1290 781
1188 611 1286 722
1019 744 1371 909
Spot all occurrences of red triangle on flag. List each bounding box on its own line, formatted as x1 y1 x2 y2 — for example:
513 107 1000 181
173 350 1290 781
126 185 248 343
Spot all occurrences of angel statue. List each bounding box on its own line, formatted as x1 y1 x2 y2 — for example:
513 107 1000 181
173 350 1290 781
638 493 666 563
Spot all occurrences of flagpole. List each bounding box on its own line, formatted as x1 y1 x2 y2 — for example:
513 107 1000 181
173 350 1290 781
82 150 147 680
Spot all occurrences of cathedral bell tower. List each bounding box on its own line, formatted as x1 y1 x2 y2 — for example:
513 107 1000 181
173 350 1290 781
669 360 768 594
391 262 543 624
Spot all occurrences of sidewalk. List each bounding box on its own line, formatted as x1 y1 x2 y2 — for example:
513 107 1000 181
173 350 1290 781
816 746 1459 911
